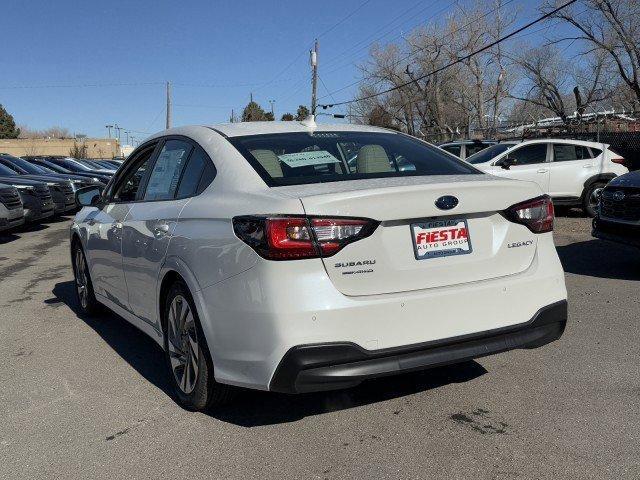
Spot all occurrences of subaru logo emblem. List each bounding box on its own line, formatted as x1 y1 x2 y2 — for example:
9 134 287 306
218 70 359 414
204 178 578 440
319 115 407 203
435 195 459 210
613 191 625 201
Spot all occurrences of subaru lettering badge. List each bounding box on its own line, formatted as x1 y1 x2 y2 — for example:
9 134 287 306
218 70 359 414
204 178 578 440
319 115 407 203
613 191 625 201
435 195 459 210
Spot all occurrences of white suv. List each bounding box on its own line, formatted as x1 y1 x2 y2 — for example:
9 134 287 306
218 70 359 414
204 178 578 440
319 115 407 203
71 123 567 411
467 139 629 216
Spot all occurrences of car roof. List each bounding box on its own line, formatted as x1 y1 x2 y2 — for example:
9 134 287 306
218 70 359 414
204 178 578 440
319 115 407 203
205 121 394 138
440 140 497 146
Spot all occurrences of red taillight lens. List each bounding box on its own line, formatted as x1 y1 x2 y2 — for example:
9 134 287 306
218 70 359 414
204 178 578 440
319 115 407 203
504 195 554 233
233 216 378 260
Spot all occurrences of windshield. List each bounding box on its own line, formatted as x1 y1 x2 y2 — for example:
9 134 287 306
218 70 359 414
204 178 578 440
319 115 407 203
1 155 46 174
60 159 91 171
467 143 514 164
0 163 19 176
228 131 479 186
39 160 70 173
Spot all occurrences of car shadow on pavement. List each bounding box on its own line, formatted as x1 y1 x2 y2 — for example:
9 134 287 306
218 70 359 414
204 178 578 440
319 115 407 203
556 239 640 281
49 280 487 427
211 362 487 427
0 232 20 244
48 281 173 397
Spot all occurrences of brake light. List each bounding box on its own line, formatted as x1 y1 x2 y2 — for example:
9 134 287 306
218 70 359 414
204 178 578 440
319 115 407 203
611 156 629 167
503 195 554 233
233 215 379 260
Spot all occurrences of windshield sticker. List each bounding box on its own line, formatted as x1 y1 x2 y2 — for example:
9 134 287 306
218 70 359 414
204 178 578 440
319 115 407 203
278 150 340 168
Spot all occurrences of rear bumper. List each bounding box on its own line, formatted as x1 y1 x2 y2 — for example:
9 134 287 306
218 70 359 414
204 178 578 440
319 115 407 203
270 301 567 393
592 217 640 248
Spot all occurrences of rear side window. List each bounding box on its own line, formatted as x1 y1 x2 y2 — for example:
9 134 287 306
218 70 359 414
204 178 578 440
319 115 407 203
442 144 462 157
228 131 478 187
144 140 192 201
553 144 592 162
590 147 603 157
176 147 216 198
466 142 491 157
506 144 547 166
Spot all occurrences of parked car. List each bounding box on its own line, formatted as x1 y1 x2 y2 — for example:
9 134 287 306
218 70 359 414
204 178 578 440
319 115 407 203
439 139 497 160
24 157 111 185
0 160 75 214
76 159 118 174
71 123 567 411
592 170 640 248
0 175 54 223
0 153 103 201
0 183 25 232
467 139 629 216
25 156 114 177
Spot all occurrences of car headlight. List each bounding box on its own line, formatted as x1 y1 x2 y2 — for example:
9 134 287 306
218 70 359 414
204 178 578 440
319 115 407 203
14 184 35 193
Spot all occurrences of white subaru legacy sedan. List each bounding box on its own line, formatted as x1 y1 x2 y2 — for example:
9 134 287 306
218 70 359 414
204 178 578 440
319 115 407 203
71 121 567 410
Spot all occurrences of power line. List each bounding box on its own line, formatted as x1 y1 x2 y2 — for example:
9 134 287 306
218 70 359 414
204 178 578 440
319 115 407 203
319 0 579 109
315 0 374 39
319 0 518 101
321 0 441 70
0 81 164 90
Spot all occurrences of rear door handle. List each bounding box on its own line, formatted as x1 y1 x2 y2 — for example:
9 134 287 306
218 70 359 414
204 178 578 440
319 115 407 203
537 169 548 173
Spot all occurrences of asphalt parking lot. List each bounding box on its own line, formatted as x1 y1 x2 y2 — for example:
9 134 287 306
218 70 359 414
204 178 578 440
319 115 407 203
1 216 638 479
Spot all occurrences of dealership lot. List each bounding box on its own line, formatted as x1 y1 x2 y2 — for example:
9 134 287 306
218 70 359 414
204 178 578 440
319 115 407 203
0 216 638 479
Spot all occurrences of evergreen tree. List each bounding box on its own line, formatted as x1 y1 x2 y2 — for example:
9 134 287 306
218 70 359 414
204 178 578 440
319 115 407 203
241 101 268 122
294 105 310 121
0 104 20 139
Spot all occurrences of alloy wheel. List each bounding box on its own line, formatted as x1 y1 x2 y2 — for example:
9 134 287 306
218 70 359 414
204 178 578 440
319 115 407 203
74 248 89 310
167 295 199 394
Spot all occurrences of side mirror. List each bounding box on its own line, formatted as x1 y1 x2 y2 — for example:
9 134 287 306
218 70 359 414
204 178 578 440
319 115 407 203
496 157 513 170
76 185 103 207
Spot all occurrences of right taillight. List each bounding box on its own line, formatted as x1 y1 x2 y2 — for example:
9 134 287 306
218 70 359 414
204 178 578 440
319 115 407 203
233 215 379 260
503 195 554 233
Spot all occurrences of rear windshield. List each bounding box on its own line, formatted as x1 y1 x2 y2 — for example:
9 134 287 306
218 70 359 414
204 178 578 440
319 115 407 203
228 131 479 186
467 143 513 164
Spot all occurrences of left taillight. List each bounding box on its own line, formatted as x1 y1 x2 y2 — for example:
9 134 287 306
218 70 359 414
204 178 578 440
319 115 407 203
503 195 554 233
233 215 379 260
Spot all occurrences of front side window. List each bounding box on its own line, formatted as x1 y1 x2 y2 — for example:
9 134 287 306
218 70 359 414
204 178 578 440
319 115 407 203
506 144 547 166
143 140 192 201
111 147 156 202
553 144 592 162
228 131 478 186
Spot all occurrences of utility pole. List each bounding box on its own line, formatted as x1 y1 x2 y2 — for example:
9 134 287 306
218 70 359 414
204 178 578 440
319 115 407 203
166 81 172 129
105 125 113 138
269 100 275 116
310 39 318 116
124 130 129 145
114 124 121 142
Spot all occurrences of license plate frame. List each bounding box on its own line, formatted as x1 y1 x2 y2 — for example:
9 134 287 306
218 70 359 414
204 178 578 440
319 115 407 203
411 219 472 260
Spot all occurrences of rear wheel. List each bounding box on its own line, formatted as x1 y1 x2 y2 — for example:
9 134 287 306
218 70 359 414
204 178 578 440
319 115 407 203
71 242 101 315
163 280 234 411
583 182 605 217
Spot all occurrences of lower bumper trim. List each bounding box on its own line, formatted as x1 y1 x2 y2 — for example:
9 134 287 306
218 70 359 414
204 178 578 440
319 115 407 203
270 300 567 394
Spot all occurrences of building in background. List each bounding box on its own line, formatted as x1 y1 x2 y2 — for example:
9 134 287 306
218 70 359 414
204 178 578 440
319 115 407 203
0 138 120 159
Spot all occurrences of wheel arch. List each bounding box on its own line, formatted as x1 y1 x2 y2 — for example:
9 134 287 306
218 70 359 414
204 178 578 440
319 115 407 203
583 173 615 190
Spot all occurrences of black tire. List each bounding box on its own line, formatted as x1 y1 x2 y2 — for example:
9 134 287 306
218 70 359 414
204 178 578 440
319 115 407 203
163 280 234 411
71 241 102 316
583 182 606 217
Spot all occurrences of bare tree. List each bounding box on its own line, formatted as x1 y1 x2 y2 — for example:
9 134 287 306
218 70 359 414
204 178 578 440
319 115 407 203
546 0 640 104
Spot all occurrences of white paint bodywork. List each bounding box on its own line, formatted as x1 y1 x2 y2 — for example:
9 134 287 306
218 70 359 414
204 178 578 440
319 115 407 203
71 123 567 391
473 138 628 199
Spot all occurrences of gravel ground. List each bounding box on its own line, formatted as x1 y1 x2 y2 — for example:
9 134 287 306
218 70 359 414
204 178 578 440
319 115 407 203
0 215 638 479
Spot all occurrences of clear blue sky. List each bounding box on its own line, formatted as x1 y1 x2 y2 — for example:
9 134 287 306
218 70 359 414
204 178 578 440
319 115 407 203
2 0 549 141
